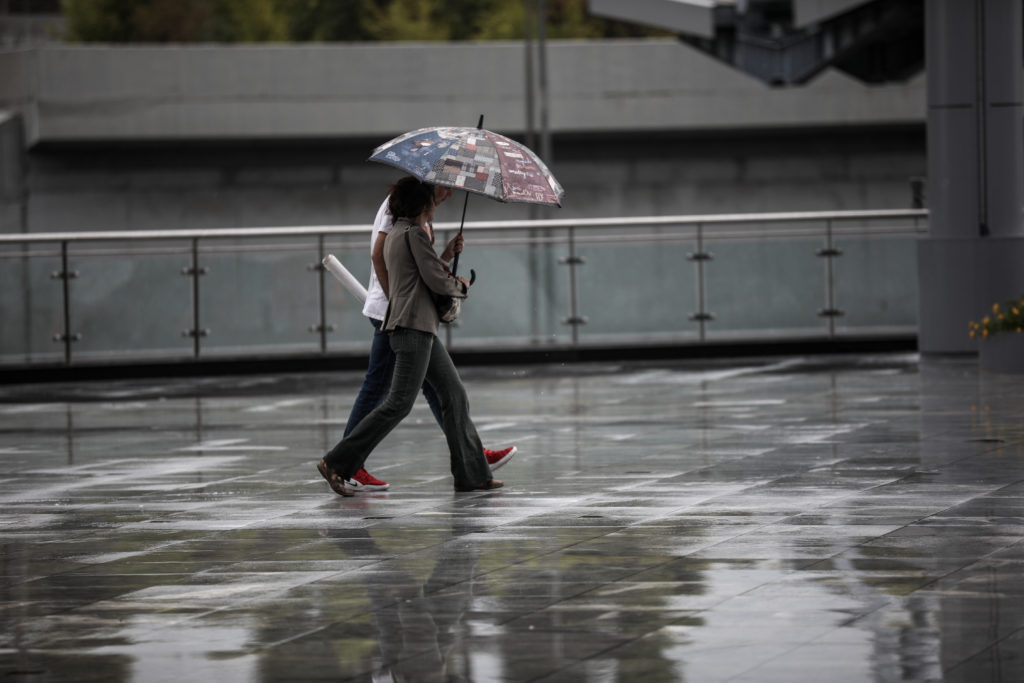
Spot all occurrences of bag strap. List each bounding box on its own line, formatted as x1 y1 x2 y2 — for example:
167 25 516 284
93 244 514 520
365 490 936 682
403 226 432 290
404 226 460 294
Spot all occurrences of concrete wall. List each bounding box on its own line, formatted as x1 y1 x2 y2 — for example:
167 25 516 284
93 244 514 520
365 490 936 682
0 41 927 234
18 126 924 235
0 40 924 145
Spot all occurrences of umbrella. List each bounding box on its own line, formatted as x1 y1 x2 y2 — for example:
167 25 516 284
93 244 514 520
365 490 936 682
369 117 563 278
368 122 564 208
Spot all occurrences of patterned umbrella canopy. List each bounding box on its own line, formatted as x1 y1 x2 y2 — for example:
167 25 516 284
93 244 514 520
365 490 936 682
368 126 564 207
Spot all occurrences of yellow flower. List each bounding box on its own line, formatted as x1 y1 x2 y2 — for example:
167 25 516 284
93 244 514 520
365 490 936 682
983 316 991 325
998 314 1005 321
993 303 1000 313
983 329 990 338
1013 307 1020 316
970 330 976 339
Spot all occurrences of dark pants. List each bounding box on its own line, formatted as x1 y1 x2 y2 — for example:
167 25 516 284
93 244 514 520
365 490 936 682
343 318 444 438
325 327 491 489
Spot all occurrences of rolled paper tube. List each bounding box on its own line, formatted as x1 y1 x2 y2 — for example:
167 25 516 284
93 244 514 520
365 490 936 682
322 254 368 303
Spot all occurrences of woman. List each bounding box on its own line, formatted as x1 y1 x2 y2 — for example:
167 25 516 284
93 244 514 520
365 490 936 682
337 180 516 492
317 177 502 495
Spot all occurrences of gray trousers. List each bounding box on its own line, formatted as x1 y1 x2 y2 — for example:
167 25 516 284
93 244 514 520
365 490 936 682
323 327 492 489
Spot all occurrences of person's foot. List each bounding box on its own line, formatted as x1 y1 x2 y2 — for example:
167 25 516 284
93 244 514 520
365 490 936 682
454 479 504 492
484 446 517 471
345 468 390 491
317 459 354 497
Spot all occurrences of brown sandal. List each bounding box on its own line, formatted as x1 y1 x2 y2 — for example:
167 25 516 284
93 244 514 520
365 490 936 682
317 459 354 497
454 479 504 492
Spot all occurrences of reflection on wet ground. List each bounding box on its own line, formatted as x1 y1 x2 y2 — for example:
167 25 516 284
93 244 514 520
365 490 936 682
1 353 1022 682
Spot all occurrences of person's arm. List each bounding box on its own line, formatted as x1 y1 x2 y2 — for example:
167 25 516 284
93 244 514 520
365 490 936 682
407 228 468 299
439 233 464 264
371 231 389 299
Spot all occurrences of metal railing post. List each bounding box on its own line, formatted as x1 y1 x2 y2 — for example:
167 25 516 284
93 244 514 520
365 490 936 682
50 240 80 363
559 225 587 344
816 218 844 338
181 237 209 357
308 235 334 353
687 223 715 342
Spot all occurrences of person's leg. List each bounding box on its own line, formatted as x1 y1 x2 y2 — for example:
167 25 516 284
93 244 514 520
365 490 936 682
345 314 442 439
423 376 518 471
322 328 433 480
422 338 492 489
420 379 445 427
343 319 395 438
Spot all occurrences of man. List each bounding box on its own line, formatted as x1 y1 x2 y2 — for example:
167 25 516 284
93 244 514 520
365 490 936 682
341 181 516 491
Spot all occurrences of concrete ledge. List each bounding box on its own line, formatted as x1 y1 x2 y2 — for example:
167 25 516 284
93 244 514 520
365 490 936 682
0 334 918 385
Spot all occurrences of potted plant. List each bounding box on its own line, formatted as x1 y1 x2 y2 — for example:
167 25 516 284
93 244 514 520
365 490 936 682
969 296 1024 373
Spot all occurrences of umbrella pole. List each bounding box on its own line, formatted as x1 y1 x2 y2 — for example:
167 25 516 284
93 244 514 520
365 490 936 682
450 114 484 280
451 191 470 276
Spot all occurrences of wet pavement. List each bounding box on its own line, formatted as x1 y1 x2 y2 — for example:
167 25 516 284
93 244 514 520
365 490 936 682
1 353 1022 682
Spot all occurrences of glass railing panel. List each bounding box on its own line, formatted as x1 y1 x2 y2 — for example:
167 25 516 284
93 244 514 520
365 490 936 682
703 234 828 338
833 236 918 332
574 226 700 343
0 245 64 364
322 240 377 352
0 210 929 365
66 240 194 361
439 228 571 347
197 237 322 356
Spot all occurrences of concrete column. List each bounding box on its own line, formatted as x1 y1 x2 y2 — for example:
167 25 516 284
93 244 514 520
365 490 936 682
925 0 979 240
0 111 26 235
917 0 1024 353
0 112 30 360
980 0 1024 239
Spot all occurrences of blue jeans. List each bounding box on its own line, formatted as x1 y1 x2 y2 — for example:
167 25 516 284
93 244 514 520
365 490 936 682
343 318 444 438
325 327 491 488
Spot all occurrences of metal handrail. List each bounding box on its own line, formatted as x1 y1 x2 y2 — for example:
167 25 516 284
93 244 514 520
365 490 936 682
0 209 928 245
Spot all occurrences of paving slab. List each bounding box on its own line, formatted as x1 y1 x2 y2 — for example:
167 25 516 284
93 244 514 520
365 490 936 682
1 353 1022 682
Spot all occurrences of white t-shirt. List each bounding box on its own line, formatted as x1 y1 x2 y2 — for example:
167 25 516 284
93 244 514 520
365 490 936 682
361 196 393 321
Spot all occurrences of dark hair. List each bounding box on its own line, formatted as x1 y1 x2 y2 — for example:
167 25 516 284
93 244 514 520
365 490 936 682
388 176 435 220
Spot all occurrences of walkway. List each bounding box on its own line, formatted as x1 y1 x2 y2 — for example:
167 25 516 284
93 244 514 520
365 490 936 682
1 353 1021 682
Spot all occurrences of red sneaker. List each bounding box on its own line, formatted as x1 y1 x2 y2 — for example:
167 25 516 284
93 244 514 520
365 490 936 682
484 446 517 471
345 468 390 491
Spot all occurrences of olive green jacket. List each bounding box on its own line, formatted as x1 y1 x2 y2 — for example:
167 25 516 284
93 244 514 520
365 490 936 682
382 219 468 336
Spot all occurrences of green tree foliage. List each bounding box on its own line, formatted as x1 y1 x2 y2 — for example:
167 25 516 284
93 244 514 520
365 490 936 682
437 0 505 41
472 1 526 40
208 0 290 42
365 0 449 41
62 0 668 43
277 0 382 42
63 0 288 42
562 0 670 38
62 0 141 42
127 0 211 42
